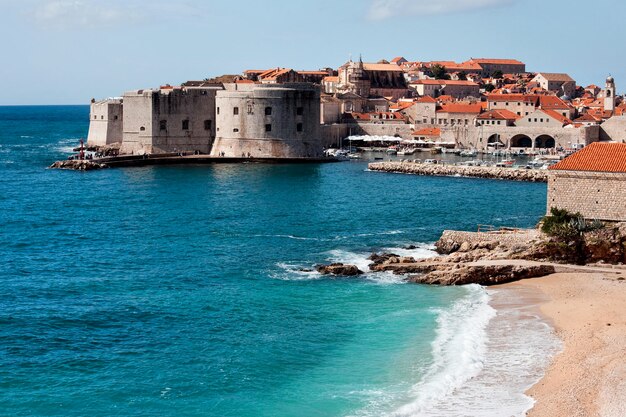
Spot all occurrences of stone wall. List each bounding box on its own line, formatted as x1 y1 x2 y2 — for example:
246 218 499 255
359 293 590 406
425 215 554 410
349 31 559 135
320 124 350 148
439 124 600 150
210 83 323 158
599 115 626 142
436 229 540 253
87 99 123 146
120 87 220 155
547 171 626 221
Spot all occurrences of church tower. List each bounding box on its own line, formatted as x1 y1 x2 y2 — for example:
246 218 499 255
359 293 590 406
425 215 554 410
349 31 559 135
604 75 616 112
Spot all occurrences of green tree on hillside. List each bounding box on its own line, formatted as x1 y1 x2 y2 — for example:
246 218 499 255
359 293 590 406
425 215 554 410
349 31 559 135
431 64 450 80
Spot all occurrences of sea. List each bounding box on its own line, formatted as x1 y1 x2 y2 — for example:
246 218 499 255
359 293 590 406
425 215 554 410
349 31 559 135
0 106 561 417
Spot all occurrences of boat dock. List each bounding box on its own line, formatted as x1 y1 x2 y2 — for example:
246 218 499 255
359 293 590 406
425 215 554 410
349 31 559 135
50 153 339 170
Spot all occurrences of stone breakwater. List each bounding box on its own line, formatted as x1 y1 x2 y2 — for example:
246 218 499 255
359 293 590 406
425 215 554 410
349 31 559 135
49 160 108 170
368 161 548 183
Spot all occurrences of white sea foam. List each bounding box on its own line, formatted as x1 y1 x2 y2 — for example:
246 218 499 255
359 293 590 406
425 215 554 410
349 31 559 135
387 285 561 417
271 243 437 284
392 285 496 416
270 262 322 281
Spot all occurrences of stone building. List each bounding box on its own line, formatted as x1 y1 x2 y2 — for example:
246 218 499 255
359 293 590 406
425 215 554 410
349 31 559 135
547 142 626 221
119 85 221 155
87 98 123 146
337 58 410 100
532 73 576 98
465 58 526 77
210 83 322 158
409 79 480 99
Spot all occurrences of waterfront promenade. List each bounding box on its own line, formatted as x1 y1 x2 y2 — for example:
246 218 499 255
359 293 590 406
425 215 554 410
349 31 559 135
368 161 549 182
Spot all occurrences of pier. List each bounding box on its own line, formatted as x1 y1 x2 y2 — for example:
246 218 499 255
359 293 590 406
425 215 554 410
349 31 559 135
50 153 339 170
368 161 548 182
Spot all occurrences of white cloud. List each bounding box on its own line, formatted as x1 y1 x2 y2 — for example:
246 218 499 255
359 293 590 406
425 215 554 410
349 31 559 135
367 0 515 20
28 0 208 30
30 0 140 28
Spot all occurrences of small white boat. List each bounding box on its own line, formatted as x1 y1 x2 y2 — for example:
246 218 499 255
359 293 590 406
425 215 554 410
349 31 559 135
460 149 478 157
386 146 398 155
397 147 415 156
495 159 515 167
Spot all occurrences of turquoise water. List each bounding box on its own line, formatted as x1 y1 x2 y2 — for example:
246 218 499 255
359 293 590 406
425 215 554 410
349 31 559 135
0 106 548 416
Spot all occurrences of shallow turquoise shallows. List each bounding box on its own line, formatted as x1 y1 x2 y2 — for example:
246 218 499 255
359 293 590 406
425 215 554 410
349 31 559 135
0 106 547 417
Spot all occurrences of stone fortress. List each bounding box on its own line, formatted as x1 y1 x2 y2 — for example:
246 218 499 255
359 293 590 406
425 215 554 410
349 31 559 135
87 56 626 157
88 81 324 158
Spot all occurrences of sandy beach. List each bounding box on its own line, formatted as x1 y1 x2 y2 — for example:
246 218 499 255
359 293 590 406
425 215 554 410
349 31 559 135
499 269 626 417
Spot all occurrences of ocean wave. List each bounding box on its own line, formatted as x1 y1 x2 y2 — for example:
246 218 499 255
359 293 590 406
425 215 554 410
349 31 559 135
271 244 437 284
393 285 496 416
252 234 324 241
389 285 561 417
270 262 323 281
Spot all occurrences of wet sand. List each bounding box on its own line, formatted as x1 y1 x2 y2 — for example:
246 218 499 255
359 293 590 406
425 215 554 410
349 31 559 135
499 271 626 417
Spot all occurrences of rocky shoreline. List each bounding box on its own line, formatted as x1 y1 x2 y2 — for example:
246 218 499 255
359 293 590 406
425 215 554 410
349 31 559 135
49 160 108 170
316 223 626 285
368 161 548 182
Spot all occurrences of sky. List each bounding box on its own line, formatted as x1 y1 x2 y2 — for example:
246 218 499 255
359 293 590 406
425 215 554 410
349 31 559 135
0 0 623 105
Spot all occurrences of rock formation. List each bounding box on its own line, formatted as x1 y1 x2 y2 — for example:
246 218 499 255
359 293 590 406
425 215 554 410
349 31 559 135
409 264 556 286
316 263 363 276
49 160 108 170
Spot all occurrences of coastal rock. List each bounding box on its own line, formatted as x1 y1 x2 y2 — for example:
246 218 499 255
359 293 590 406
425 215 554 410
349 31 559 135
367 253 400 268
409 264 556 286
435 239 460 254
49 160 108 170
315 263 363 276
584 226 626 264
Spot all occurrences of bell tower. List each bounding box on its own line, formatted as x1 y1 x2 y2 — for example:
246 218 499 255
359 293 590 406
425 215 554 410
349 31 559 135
604 75 616 112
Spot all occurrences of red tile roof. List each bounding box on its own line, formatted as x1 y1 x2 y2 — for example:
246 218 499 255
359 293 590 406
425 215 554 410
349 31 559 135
477 109 519 120
487 94 539 104
539 95 572 110
550 142 626 173
540 109 572 125
412 127 441 136
468 58 525 66
437 103 482 114
416 96 437 103
412 79 478 86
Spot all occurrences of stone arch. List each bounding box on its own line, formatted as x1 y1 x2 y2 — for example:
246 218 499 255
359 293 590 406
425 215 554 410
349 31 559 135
510 134 532 148
535 134 556 148
487 134 501 144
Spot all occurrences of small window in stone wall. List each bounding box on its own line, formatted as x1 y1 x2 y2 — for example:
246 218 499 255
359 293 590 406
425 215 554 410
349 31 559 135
160 120 167 130
140 126 145 131
233 128 239 133
265 124 272 132
114 115 118 120
297 123 303 132
101 115 104 120
217 107 220 115
182 120 189 130
204 120 212 130
296 107 303 115
94 115 97 119
233 107 239 115
265 107 272 116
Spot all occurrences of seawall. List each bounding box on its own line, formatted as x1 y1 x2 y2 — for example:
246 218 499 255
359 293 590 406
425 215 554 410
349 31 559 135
368 161 548 182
